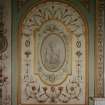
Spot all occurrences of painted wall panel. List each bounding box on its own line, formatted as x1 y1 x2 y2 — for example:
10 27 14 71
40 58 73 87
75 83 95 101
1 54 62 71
17 1 88 105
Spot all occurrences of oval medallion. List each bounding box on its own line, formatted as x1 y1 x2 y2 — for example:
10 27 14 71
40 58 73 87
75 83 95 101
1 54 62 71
41 34 66 72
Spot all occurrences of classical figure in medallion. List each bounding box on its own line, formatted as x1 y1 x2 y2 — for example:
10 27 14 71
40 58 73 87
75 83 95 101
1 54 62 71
41 34 66 72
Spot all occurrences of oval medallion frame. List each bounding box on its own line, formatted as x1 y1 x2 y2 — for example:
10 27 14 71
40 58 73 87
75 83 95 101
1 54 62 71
40 34 66 72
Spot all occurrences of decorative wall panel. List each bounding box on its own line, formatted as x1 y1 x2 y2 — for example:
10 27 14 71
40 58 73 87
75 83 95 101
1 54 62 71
0 0 11 105
17 1 88 105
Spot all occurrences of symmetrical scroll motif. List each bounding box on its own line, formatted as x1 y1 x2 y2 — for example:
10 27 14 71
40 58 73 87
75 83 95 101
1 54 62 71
18 1 88 105
95 0 105 97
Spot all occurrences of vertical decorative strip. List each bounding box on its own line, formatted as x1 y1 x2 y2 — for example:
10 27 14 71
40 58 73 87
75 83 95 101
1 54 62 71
95 0 105 97
17 1 88 105
0 0 11 105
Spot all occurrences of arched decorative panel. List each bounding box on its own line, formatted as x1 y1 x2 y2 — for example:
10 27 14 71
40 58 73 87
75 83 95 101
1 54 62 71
17 1 88 105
